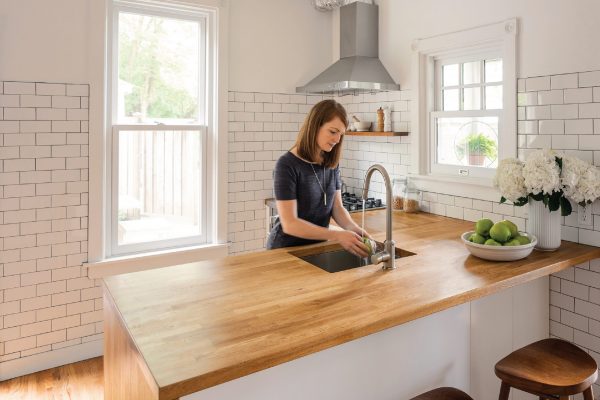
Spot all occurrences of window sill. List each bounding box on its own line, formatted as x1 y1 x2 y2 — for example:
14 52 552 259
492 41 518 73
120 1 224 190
87 243 229 279
409 173 500 202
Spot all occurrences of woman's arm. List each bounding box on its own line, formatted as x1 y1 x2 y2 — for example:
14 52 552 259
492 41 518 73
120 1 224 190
331 190 372 238
277 199 369 257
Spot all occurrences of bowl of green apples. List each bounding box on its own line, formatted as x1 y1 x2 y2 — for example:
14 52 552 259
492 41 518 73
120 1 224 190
461 219 537 261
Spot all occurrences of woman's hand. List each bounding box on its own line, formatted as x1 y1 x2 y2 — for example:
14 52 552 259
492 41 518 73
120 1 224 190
334 230 369 258
355 227 373 240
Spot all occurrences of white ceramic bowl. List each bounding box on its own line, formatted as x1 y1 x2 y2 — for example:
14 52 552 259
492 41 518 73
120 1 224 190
461 231 538 261
353 121 372 131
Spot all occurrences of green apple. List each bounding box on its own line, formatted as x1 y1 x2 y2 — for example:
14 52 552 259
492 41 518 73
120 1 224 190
485 238 502 246
490 222 512 243
502 220 519 239
515 235 531 245
504 239 522 246
475 218 494 236
469 233 487 244
362 237 375 255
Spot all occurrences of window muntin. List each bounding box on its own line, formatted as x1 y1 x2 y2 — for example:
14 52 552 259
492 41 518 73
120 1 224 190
109 1 209 256
432 55 503 177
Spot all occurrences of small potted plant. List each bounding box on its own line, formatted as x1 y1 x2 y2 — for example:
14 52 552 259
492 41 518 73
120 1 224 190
455 133 497 166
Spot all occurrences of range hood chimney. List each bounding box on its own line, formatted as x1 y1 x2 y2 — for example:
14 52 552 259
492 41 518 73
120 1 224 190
297 1 399 95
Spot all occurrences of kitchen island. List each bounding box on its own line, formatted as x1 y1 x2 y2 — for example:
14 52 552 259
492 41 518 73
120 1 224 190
103 210 600 400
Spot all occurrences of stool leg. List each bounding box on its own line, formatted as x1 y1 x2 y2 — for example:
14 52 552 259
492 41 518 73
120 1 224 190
583 386 594 400
499 382 511 400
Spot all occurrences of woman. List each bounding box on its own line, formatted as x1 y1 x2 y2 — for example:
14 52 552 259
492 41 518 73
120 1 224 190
266 99 371 257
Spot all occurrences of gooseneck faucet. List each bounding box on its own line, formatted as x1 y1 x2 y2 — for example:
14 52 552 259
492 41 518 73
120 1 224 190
362 164 396 270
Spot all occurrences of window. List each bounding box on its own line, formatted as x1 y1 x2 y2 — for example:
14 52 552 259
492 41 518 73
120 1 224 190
411 19 517 188
108 0 213 256
431 55 503 177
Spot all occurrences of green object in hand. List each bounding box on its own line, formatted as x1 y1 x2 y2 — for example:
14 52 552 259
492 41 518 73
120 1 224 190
362 237 375 255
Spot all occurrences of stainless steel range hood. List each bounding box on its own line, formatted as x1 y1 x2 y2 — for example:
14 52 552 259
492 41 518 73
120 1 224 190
296 1 399 95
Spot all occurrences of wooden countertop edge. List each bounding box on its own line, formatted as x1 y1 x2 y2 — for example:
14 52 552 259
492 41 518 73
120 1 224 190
157 246 600 399
103 282 162 393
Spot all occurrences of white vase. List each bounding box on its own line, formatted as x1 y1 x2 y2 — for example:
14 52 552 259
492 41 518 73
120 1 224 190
527 199 561 251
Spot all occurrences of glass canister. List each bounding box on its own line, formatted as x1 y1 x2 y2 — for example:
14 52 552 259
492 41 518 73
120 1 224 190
404 185 422 213
392 177 407 211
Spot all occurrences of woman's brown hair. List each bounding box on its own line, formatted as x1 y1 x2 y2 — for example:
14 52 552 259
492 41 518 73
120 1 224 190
294 99 348 169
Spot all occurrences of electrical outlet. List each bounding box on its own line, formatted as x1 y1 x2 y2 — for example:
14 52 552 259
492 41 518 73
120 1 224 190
578 204 593 227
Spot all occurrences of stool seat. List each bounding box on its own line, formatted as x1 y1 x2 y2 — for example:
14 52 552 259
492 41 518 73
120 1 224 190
410 387 474 400
495 338 598 397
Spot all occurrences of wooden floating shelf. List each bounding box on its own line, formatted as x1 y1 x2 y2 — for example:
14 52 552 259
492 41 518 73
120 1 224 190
346 131 409 137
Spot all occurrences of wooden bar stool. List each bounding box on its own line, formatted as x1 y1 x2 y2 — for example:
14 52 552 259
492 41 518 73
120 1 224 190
410 387 474 400
495 338 598 400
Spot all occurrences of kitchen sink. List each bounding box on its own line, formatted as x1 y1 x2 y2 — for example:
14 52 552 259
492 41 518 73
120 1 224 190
289 241 415 273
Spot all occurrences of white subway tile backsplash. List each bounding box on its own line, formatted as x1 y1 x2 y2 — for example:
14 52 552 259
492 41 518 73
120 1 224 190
551 74 578 89
538 120 564 135
579 103 600 119
254 93 273 103
21 95 51 108
579 71 600 87
272 94 290 104
4 82 36 95
36 83 65 96
526 106 552 120
551 104 579 119
526 135 552 148
565 119 594 135
552 135 578 149
561 309 589 332
551 290 575 311
594 88 600 103
579 136 600 150
537 90 563 105
66 85 88 97
0 80 94 365
4 108 36 120
580 229 600 247
564 88 593 104
446 206 464 219
526 76 550 91
561 279 590 300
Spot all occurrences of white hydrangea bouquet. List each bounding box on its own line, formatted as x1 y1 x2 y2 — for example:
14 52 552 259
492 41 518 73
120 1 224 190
494 149 600 216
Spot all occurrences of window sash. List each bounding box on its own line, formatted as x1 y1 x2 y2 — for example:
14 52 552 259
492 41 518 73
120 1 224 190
429 110 502 179
431 52 504 179
110 124 208 256
111 4 207 125
435 55 503 112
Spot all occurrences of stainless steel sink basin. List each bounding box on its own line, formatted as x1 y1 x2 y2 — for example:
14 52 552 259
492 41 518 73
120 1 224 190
290 241 415 273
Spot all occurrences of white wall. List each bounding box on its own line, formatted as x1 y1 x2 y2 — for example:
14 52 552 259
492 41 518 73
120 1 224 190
378 0 600 87
0 0 90 83
228 0 333 94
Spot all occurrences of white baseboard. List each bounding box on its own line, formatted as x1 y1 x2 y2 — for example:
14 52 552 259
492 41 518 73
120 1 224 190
0 339 103 381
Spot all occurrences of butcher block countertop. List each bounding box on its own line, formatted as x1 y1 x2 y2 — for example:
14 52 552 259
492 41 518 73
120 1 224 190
102 210 600 399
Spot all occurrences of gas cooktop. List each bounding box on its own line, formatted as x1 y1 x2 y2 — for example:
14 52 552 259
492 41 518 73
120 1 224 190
341 192 385 213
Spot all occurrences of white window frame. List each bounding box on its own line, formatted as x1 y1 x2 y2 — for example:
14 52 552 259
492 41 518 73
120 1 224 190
108 2 211 256
410 19 517 200
86 0 229 273
110 125 208 256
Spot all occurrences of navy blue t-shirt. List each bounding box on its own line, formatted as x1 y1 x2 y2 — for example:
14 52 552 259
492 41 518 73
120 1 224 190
266 151 341 249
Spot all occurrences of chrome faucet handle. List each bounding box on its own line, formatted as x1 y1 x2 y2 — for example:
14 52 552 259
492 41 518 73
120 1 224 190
370 251 390 266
